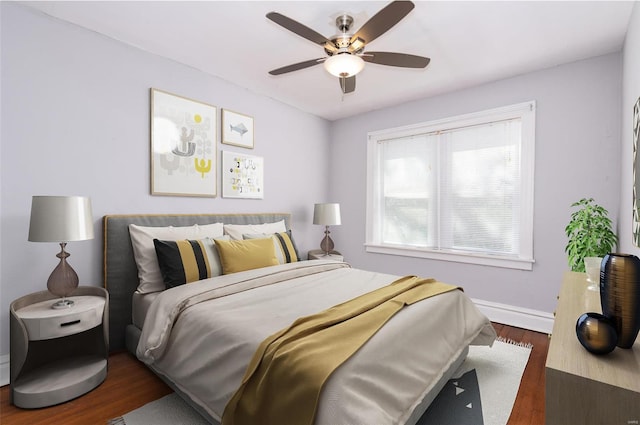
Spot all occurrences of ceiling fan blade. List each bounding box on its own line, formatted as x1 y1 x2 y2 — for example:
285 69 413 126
362 51 430 68
350 1 415 45
340 76 356 94
267 12 334 47
269 58 325 75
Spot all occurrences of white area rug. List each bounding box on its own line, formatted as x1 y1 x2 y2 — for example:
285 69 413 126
454 338 532 425
110 339 531 425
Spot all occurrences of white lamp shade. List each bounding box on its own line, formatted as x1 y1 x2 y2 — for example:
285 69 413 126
323 54 365 78
28 196 94 242
313 203 341 226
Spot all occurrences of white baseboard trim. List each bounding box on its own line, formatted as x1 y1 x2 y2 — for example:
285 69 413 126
0 354 9 387
472 298 554 334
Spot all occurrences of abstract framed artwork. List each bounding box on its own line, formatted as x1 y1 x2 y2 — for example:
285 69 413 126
222 109 254 149
150 88 217 197
633 96 640 246
222 150 264 199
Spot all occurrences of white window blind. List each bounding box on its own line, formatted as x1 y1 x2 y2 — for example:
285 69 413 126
366 102 535 270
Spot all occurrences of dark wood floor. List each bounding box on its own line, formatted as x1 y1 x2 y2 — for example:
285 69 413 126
0 323 548 425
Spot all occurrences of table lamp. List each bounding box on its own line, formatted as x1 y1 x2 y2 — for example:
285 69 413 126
313 203 341 256
28 196 94 309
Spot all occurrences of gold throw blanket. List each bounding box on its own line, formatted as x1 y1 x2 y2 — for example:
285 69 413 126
222 276 460 425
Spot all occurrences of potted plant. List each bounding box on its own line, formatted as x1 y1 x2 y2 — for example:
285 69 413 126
565 198 618 272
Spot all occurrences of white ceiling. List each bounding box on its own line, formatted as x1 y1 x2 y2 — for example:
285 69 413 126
23 1 635 121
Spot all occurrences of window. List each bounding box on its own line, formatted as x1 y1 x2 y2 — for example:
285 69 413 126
366 102 535 270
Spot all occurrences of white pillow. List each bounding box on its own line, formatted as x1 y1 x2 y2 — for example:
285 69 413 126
223 220 287 240
129 223 224 293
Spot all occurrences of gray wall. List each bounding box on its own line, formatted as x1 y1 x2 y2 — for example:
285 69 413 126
620 3 640 256
0 3 331 356
328 52 623 315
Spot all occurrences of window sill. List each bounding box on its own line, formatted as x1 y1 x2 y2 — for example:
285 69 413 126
364 243 534 270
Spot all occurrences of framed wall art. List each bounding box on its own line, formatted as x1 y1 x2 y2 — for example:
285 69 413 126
222 150 264 199
151 88 217 197
222 109 254 149
633 96 640 246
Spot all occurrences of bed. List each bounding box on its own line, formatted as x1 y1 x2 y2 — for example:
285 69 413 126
103 213 496 425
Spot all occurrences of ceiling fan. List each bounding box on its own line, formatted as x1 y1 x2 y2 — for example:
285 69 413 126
266 1 430 95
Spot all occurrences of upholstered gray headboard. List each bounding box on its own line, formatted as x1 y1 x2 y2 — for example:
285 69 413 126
102 213 292 352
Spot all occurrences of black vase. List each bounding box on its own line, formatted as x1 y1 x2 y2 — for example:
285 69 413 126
600 253 640 348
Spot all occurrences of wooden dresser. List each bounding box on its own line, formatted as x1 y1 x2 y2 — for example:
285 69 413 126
545 272 640 425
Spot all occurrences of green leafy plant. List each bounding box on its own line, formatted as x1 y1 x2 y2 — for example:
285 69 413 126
565 198 618 272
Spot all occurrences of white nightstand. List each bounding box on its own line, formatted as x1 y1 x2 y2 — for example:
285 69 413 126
308 249 344 262
10 286 109 408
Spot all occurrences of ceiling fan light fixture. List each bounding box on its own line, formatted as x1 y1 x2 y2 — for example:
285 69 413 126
324 54 364 78
267 1 426 94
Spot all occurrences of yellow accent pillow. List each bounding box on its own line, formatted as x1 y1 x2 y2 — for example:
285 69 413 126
214 237 279 274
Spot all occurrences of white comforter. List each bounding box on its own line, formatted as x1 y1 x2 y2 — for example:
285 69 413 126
137 260 496 425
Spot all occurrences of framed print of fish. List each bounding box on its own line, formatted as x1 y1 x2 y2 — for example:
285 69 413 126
222 109 254 149
150 88 217 197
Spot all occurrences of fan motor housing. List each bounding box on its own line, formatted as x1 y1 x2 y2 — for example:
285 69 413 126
324 14 365 56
